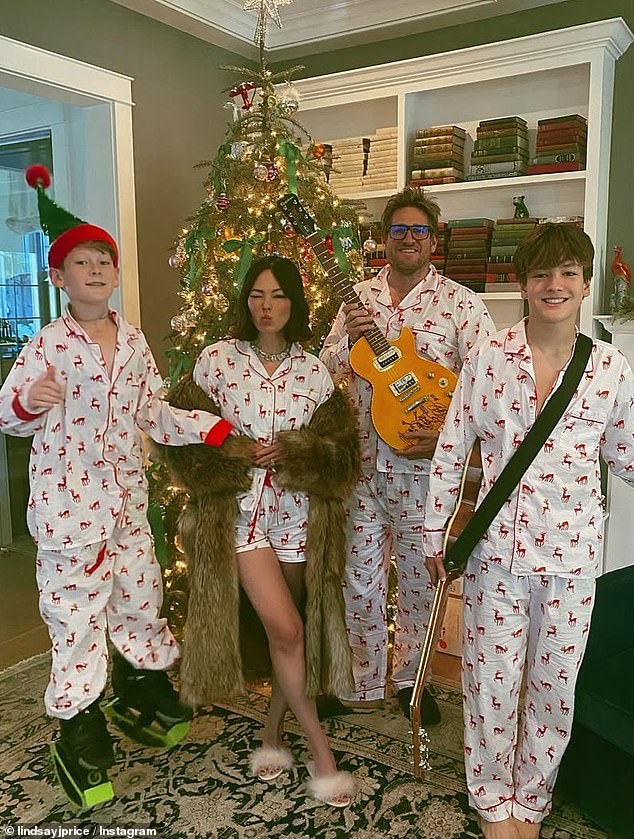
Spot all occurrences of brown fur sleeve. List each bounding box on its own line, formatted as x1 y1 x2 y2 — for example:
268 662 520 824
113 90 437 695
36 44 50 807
154 372 254 497
275 387 360 498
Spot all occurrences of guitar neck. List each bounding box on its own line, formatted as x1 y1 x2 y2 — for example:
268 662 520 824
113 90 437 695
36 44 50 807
306 232 391 358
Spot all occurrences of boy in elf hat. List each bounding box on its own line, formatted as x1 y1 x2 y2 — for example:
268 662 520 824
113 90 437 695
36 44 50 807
422 223 634 839
0 165 233 807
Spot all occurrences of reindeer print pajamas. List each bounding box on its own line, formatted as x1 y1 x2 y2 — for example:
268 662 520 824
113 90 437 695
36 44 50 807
321 264 494 700
0 308 231 718
193 339 334 560
423 320 634 823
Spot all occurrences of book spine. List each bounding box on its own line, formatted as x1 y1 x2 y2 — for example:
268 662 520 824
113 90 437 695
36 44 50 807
537 119 587 133
413 140 465 151
409 177 463 186
470 154 528 167
447 238 492 248
472 146 528 158
412 155 465 168
495 217 540 225
476 127 528 140
416 126 466 138
447 219 495 228
450 226 494 236
490 245 519 257
415 166 464 178
470 159 528 174
473 136 529 152
466 172 525 181
537 114 586 126
527 161 584 174
536 132 587 147
478 116 528 129
532 150 585 164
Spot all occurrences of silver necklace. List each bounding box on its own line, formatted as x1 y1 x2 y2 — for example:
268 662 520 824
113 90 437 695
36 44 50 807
251 342 290 362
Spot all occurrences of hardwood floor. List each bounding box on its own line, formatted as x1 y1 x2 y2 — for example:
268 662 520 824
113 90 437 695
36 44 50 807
0 541 49 671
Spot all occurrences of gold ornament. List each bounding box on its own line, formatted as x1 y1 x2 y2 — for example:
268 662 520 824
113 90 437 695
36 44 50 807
311 143 326 159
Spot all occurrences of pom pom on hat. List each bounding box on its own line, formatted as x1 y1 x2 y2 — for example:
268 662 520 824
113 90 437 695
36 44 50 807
25 164 119 269
25 164 51 190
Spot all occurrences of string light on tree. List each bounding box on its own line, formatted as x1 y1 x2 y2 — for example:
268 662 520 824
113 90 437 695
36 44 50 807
148 0 363 633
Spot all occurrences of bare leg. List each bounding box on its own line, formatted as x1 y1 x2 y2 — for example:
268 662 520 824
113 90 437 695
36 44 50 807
260 561 305 747
478 816 521 839
238 548 339 779
510 818 540 839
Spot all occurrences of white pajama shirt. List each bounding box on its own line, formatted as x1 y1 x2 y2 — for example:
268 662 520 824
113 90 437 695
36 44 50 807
321 264 494 700
0 308 231 718
193 339 334 561
422 320 634 823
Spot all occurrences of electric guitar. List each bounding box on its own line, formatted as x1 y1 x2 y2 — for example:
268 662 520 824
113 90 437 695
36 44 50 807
410 441 482 778
278 193 457 451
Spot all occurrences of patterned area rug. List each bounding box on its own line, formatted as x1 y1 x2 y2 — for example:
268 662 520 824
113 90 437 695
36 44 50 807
0 653 607 838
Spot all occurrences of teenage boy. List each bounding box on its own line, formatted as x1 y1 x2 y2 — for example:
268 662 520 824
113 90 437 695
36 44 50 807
0 166 232 799
422 223 634 839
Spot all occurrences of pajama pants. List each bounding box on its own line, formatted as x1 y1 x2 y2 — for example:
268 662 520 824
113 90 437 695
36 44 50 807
341 470 434 702
462 561 595 823
37 514 179 719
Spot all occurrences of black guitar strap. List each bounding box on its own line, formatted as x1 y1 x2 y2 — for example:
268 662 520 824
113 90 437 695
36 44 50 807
444 332 593 573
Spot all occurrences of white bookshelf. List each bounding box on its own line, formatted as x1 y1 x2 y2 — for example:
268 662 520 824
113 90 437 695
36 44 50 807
294 18 633 336
292 18 634 576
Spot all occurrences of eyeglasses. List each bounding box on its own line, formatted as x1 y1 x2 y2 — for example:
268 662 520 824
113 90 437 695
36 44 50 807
388 224 432 241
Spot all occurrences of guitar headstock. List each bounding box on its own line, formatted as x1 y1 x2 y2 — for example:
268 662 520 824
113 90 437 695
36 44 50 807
277 193 317 238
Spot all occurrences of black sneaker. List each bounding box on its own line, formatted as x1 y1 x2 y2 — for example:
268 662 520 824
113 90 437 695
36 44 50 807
397 686 441 725
58 701 115 770
315 695 356 721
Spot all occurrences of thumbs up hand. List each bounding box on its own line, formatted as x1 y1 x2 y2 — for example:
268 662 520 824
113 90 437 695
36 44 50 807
26 365 66 412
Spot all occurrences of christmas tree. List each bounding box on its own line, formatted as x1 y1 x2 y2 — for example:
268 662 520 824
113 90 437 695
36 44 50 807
148 1 363 630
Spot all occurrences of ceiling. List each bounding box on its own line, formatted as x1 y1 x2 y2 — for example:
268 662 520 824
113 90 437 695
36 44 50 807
110 0 568 58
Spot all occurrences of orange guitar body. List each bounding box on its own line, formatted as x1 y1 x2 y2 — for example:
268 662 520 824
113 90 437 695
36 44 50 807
349 326 457 451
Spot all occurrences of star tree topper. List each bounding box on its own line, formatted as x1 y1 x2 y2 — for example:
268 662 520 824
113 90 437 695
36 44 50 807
243 0 294 45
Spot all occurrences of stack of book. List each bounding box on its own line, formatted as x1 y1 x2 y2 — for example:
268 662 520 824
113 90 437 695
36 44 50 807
364 127 398 190
486 217 540 290
445 218 495 291
325 135 367 192
326 128 398 193
431 222 448 274
410 125 466 186
528 115 587 175
468 116 529 181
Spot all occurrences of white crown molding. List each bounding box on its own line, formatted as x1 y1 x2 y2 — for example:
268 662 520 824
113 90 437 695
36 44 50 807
108 0 573 58
291 17 634 107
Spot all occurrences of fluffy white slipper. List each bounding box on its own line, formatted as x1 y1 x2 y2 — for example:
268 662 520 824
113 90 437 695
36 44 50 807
249 745 293 782
306 761 355 808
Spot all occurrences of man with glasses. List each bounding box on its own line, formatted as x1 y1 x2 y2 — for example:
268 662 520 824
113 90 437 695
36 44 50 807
320 186 494 721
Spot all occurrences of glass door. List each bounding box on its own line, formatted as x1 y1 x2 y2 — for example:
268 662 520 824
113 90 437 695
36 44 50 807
0 131 61 552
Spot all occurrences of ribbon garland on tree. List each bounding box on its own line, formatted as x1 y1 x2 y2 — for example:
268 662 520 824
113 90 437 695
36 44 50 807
317 225 358 273
223 233 267 287
278 138 302 194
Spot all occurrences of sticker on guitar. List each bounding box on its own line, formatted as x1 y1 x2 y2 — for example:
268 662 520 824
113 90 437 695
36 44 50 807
277 193 457 451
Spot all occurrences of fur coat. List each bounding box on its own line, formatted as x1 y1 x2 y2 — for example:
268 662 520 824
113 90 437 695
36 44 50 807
159 372 360 705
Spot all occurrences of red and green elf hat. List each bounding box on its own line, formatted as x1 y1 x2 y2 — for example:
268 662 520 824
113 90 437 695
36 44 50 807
25 164 119 269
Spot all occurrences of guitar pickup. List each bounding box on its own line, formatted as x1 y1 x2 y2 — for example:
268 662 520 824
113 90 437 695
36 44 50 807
374 347 401 370
390 372 418 396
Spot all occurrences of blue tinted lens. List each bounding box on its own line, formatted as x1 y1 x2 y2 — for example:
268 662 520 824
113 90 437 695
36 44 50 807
389 224 430 240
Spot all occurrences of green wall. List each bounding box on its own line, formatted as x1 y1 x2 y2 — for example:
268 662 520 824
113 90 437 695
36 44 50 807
0 0 244 367
277 0 634 311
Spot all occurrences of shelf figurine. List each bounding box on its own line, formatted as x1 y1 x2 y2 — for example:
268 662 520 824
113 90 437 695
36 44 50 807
609 245 632 317
512 195 530 219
